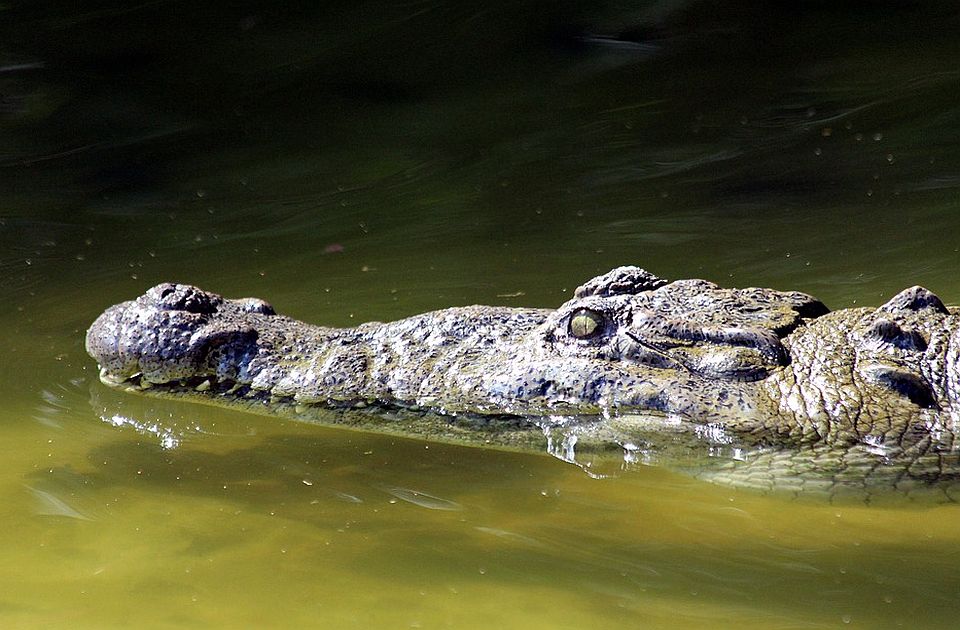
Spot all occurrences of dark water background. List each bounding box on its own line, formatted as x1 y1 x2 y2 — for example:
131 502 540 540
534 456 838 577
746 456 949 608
2 2 960 627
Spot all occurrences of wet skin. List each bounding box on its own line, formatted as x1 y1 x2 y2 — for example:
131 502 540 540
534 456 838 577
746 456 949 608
86 267 960 499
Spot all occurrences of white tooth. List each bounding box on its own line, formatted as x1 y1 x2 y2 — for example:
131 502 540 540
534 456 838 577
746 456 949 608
195 379 211 392
99 368 127 385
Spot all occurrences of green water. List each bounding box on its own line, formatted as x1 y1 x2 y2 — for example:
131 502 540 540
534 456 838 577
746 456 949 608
3 1 960 627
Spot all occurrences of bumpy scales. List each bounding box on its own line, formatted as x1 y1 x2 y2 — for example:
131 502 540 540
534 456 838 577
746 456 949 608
86 267 960 499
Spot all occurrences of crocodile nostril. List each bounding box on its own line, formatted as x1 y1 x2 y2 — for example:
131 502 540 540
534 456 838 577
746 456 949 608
178 293 214 314
146 283 221 314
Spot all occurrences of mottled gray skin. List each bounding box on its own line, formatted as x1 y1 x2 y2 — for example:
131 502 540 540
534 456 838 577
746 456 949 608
86 267 960 499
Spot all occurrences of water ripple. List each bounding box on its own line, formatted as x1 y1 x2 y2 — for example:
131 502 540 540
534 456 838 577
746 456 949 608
381 486 463 511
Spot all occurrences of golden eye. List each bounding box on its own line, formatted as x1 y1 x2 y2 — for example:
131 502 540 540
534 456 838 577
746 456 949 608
569 308 604 339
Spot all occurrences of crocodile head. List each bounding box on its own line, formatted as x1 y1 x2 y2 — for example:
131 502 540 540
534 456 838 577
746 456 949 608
86 269 960 499
86 267 829 420
442 266 829 417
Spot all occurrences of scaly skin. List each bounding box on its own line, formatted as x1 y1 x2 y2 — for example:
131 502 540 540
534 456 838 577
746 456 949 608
85 267 960 500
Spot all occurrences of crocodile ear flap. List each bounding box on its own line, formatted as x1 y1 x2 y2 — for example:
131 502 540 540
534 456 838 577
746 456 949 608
685 346 780 382
668 325 790 382
574 266 669 298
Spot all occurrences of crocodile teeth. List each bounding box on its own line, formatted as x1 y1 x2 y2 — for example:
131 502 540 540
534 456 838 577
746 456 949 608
99 368 131 386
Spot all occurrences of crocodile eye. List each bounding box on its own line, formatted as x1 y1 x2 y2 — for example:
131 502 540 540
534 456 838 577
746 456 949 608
569 308 604 339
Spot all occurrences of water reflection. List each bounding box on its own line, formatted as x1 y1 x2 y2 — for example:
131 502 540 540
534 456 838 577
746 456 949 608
84 373 960 507
12 373 960 628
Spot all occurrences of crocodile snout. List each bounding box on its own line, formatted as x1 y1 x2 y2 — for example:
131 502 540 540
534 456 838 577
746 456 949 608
86 284 223 386
86 298 206 385
85 301 137 383
87 284 270 389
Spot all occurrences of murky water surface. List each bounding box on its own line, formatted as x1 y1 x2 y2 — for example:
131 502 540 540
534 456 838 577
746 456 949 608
2 2 960 627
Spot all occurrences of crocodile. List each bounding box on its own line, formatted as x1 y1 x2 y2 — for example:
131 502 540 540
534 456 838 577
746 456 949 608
85 267 960 500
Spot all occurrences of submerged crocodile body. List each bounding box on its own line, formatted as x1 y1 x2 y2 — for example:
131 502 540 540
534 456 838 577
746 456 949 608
86 267 960 500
